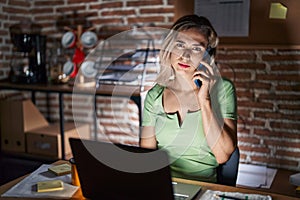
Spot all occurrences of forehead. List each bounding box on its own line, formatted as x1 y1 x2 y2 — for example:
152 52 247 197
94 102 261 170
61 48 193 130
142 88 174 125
176 28 208 46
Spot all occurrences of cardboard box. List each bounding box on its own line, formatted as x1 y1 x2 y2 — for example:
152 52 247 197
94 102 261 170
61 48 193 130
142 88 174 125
26 122 90 159
0 99 49 152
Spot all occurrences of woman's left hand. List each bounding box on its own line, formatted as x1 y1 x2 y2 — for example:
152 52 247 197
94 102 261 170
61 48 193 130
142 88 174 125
193 61 218 101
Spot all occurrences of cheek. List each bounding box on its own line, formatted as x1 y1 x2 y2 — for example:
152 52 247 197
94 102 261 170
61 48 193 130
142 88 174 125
170 53 178 65
190 55 201 68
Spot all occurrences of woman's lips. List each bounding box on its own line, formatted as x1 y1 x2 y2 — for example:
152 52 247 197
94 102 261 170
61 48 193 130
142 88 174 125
178 63 190 68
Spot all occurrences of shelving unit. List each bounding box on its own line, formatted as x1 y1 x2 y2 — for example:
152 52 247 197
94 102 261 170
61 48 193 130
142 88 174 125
0 27 165 160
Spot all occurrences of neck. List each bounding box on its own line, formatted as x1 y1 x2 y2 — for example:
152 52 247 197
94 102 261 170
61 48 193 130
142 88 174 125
167 73 197 93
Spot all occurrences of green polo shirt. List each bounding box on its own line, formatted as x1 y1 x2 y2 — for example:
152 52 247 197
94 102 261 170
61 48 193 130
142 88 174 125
142 78 237 183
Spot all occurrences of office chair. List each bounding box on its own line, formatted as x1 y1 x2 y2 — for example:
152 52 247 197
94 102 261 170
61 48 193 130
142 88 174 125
216 147 240 186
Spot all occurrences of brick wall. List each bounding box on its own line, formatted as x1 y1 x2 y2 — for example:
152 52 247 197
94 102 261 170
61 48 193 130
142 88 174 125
218 47 300 170
0 0 299 171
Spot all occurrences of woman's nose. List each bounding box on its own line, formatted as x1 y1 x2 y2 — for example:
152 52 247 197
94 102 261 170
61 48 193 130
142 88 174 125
180 49 191 60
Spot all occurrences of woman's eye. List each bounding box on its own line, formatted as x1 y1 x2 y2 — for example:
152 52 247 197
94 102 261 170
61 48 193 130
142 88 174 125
175 43 185 49
192 47 205 53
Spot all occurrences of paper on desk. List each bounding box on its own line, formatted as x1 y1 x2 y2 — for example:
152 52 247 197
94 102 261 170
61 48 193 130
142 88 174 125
199 190 272 200
236 164 277 189
1 164 79 199
261 168 277 189
237 164 267 188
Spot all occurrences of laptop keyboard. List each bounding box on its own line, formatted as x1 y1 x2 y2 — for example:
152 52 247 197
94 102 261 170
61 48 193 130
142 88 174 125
174 193 189 200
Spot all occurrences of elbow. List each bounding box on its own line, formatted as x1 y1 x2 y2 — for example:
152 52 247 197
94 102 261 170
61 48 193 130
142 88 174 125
216 155 230 164
140 126 157 149
215 145 237 164
139 138 157 150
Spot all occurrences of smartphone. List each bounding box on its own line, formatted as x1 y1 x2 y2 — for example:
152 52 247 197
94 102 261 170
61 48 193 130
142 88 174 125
194 78 202 88
194 48 212 88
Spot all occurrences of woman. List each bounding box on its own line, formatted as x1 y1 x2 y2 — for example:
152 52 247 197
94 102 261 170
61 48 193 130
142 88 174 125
140 15 237 183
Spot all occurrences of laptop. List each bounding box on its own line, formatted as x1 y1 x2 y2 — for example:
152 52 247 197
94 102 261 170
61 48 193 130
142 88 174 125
69 138 201 200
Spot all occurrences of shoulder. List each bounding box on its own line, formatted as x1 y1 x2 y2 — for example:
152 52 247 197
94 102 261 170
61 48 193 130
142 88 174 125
143 84 164 112
215 77 236 92
146 84 165 99
211 77 236 100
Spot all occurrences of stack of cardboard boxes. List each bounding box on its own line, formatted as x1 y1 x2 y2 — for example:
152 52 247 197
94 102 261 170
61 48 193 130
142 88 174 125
0 99 90 159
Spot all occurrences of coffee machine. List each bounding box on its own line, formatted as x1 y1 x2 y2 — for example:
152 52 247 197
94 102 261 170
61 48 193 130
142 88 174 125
9 21 47 83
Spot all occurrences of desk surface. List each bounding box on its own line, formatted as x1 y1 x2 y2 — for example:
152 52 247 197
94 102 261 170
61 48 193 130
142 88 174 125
237 168 299 198
0 161 299 200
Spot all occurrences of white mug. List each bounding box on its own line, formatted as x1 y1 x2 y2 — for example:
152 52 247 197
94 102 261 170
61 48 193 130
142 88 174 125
80 31 97 48
61 31 76 48
80 60 97 78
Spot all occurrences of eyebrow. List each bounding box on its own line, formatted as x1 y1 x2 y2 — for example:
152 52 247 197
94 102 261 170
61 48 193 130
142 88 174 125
176 39 206 47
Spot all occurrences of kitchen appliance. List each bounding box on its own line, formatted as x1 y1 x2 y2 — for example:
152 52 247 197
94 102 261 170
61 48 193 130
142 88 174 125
9 21 47 83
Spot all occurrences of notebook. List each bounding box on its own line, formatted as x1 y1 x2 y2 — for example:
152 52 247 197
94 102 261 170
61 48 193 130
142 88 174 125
69 138 201 200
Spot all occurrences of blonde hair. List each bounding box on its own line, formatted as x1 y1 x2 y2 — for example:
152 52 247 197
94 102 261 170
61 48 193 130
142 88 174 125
156 15 219 84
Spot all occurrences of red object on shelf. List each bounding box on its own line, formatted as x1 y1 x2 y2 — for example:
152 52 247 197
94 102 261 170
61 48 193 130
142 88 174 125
70 48 85 78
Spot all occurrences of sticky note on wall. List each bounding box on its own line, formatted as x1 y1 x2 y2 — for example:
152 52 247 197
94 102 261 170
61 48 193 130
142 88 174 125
269 3 287 19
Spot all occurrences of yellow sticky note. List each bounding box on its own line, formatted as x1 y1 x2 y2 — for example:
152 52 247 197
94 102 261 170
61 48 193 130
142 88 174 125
296 186 300 193
269 3 287 19
48 164 71 176
37 180 64 192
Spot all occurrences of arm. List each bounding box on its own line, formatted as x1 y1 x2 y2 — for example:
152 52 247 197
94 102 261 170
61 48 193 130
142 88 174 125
194 62 237 164
140 126 157 149
196 68 238 163
139 84 162 149
201 97 237 164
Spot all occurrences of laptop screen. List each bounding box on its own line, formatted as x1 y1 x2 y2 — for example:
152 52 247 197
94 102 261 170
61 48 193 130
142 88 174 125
69 138 175 200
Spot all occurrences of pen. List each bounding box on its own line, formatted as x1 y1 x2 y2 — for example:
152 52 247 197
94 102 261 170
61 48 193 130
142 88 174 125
214 194 248 200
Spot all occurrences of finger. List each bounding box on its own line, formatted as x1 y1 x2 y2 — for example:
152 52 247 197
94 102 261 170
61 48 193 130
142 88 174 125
193 71 209 80
195 67 212 81
196 64 214 81
198 61 214 74
193 73 210 84
197 62 220 82
201 62 220 79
